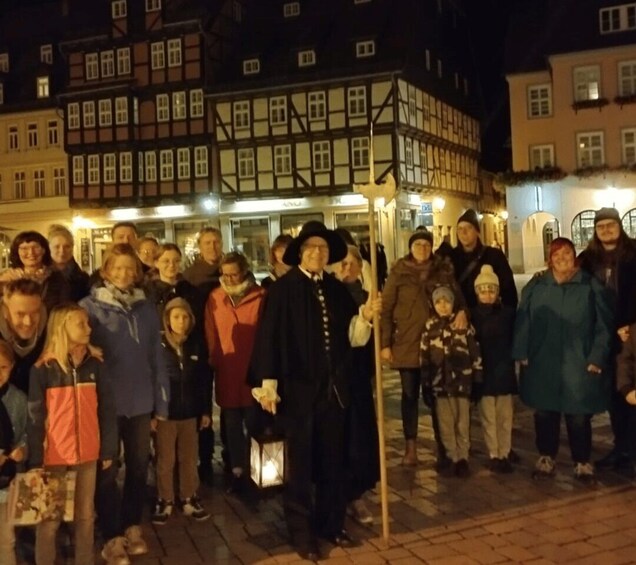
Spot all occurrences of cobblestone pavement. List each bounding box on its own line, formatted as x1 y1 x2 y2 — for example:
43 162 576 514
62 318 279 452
126 369 636 565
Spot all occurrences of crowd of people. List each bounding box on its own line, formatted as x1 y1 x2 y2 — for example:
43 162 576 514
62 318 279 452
0 205 635 564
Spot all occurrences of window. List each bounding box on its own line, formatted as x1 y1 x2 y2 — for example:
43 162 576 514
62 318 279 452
167 39 182 67
243 58 260 75
34 170 46 197
0 84 3 105
298 50 316 67
194 146 208 177
577 132 604 168
68 103 80 130
104 154 116 184
156 94 169 122
437 59 443 77
40 45 53 64
99 99 112 127
8 126 19 150
232 0 242 21
13 172 26 199
145 152 157 181
151 42 165 69
270 96 287 125
172 91 186 120
146 0 161 11
238 148 255 178
119 152 132 182
352 137 369 168
101 50 114 77
72 156 84 185
233 101 250 129
599 4 636 33
112 0 127 18
88 155 100 185
312 141 331 171
177 147 190 179
47 120 59 145
408 87 416 120
348 86 366 117
53 167 66 195
619 61 636 96
115 97 128 124
160 150 174 180
37 77 49 98
571 210 596 249
308 91 326 120
529 144 555 169
574 66 600 101
274 145 292 175
425 49 431 71
138 151 144 181
622 128 636 164
528 84 552 117
117 48 131 75
85 53 98 80
356 40 375 58
190 89 204 118
404 138 412 167
0 53 8 73
83 101 96 128
27 123 38 148
283 2 300 17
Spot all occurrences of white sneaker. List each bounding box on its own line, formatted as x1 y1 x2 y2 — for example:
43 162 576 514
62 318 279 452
574 462 596 484
124 525 148 556
533 455 556 477
182 497 210 521
101 536 130 565
347 499 373 525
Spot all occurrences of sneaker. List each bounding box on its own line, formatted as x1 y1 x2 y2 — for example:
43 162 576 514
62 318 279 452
151 499 173 525
454 459 470 478
182 497 210 521
101 536 130 565
124 525 148 556
347 499 373 525
533 455 556 478
574 462 596 484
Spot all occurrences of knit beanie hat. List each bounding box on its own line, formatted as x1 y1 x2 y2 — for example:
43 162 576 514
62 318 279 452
408 229 434 248
594 207 620 226
474 264 499 291
457 208 480 232
432 285 454 305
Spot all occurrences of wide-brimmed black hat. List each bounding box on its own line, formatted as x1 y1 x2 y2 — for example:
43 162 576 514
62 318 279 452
282 221 349 266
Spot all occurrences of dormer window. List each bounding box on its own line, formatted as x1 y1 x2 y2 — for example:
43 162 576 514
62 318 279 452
37 76 49 98
298 50 316 68
243 58 260 75
283 2 300 17
600 4 636 33
356 40 375 58
40 45 53 65
145 0 161 12
0 53 8 73
112 0 127 19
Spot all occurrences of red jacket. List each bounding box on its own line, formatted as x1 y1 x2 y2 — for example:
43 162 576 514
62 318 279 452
205 284 265 408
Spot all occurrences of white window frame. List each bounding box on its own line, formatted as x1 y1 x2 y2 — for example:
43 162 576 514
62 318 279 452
68 103 80 130
576 131 605 168
274 145 292 175
237 148 255 178
83 101 96 128
312 140 331 172
146 0 161 12
172 91 186 120
308 91 326 121
599 4 636 33
167 39 182 67
115 97 128 124
269 96 287 125
622 128 636 165
88 154 100 185
529 144 555 169
103 153 116 184
233 101 250 129
352 137 370 169
404 138 413 167
100 50 115 78
243 58 260 75
527 84 552 118
53 167 66 195
47 120 59 146
72 156 84 185
574 65 601 101
151 42 165 69
408 87 416 120
619 60 636 96
120 152 132 182
14 171 26 199
37 77 49 98
117 48 131 75
99 99 112 127
8 126 19 151
156 94 169 122
160 150 174 180
283 2 300 17
348 86 366 117
27 123 38 148
34 170 46 198
190 89 204 118
85 53 98 80
298 50 316 67
177 147 190 179
40 44 53 64
0 53 9 73
355 40 375 58
194 146 208 177
145 152 157 182
112 0 127 18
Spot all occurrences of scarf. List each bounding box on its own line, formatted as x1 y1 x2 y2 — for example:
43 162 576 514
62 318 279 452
220 277 253 307
0 306 47 359
103 281 145 311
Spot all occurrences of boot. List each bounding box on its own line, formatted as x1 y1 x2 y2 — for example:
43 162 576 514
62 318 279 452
402 439 418 466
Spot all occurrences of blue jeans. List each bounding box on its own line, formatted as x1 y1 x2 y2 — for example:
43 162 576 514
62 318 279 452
534 411 592 463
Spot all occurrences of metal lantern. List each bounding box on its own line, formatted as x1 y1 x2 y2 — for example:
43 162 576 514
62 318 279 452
250 434 286 488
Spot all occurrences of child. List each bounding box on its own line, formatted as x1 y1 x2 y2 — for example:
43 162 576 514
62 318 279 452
0 341 27 565
616 320 636 478
420 285 482 478
27 304 117 565
470 265 518 473
153 297 211 524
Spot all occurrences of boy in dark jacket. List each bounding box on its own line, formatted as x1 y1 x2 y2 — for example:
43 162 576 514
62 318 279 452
153 297 212 525
421 286 482 478
470 265 517 473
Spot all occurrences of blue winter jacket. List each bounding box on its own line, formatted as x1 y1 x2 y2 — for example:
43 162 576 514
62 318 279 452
80 286 169 419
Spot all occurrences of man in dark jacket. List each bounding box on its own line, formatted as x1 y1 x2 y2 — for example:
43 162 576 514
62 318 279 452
250 221 377 562
438 209 517 309
578 207 636 474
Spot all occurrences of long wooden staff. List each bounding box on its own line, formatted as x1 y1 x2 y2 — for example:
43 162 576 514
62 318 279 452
354 123 396 543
